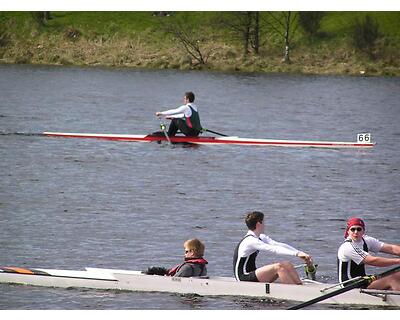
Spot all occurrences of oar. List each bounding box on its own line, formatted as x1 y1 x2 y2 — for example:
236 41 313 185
201 128 228 137
158 117 171 145
288 265 400 310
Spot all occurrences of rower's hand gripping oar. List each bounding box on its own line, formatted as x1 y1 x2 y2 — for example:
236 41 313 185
294 263 318 281
288 265 400 310
305 264 318 281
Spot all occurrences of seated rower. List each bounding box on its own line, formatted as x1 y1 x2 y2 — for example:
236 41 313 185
338 217 400 290
145 238 208 277
154 91 202 137
233 211 314 284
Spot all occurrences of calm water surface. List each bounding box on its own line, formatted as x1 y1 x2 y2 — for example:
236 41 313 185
0 64 399 309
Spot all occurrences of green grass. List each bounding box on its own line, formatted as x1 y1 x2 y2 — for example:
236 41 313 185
2 11 399 42
51 12 160 33
1 11 399 75
0 12 161 37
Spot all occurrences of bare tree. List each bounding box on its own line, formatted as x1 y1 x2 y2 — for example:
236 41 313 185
160 14 213 65
31 12 51 27
252 12 260 54
216 12 262 56
264 12 299 63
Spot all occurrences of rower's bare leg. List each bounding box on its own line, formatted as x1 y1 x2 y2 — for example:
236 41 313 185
255 261 302 285
255 264 279 283
367 272 400 291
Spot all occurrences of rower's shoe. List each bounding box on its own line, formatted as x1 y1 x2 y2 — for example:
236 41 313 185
305 264 318 280
150 131 165 137
144 266 168 276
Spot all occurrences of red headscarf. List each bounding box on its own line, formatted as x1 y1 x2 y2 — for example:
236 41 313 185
344 217 365 238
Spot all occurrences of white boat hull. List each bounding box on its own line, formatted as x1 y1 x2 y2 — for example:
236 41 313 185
1 267 398 307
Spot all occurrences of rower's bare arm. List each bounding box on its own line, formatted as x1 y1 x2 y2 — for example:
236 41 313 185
363 255 400 267
380 243 400 256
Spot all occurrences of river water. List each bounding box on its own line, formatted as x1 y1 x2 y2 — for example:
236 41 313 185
0 64 399 310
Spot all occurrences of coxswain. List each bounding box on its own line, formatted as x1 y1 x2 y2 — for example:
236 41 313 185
145 238 208 277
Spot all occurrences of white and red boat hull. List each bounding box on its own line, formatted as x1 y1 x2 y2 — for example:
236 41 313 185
43 132 375 148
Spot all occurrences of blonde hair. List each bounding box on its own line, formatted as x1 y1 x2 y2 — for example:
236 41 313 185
184 238 205 257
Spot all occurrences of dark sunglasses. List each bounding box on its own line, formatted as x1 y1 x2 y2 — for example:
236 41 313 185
350 227 363 232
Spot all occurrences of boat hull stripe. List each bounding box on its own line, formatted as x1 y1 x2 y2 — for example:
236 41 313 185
0 267 48 275
0 267 117 281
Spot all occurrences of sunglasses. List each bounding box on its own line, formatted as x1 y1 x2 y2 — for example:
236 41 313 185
349 227 363 232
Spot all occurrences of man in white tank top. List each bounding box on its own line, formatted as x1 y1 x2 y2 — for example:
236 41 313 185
155 91 202 136
233 211 314 284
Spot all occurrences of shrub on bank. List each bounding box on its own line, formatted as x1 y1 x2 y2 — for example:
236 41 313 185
352 15 380 58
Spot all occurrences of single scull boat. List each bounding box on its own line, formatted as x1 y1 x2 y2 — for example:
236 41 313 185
1 266 398 307
42 132 375 148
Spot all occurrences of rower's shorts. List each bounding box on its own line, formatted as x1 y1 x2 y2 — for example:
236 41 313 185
238 270 259 282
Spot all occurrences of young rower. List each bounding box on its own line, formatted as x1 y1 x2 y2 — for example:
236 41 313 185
337 217 400 290
145 238 208 277
155 91 202 137
233 211 314 284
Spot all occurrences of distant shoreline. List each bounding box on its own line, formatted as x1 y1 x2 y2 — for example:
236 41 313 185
1 12 399 77
1 38 398 77
1 49 397 77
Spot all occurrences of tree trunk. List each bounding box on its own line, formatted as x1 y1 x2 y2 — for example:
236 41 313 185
283 12 291 63
253 12 260 54
243 12 252 56
243 25 250 55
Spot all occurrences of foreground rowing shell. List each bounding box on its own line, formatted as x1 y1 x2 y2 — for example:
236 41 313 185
0 267 397 307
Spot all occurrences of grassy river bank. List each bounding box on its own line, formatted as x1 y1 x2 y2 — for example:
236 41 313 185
0 12 399 76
